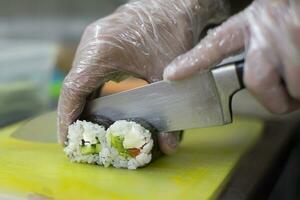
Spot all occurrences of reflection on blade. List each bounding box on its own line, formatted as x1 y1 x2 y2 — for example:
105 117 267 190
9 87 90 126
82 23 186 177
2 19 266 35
86 72 225 132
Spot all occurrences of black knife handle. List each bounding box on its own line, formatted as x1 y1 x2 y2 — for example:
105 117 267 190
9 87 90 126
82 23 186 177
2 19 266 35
235 61 245 89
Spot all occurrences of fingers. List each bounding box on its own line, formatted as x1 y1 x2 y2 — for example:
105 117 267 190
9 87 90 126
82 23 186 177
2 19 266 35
157 131 183 155
164 13 246 80
244 45 299 114
274 13 300 101
57 68 112 144
246 0 300 112
279 41 300 103
57 28 124 144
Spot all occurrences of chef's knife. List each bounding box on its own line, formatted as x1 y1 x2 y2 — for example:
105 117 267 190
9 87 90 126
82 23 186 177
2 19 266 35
85 54 245 132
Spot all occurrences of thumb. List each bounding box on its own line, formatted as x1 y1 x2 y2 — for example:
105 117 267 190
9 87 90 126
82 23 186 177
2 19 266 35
158 131 183 155
164 13 247 80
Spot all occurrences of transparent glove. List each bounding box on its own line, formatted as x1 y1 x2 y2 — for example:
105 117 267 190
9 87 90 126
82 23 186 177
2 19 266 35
164 0 300 114
58 0 229 154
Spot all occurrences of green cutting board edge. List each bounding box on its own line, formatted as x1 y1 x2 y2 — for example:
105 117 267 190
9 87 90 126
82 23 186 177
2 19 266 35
0 117 263 200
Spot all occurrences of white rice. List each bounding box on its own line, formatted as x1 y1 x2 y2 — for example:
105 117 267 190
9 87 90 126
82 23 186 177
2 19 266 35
64 120 107 164
106 120 153 169
64 120 154 169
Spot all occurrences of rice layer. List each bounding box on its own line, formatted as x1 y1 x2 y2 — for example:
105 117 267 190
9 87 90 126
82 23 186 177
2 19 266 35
64 120 107 164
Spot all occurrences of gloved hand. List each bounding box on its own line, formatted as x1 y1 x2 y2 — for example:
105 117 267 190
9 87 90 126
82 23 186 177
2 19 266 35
58 0 229 154
164 0 300 114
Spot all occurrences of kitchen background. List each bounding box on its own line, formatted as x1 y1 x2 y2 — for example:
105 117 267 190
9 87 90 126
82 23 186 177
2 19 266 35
0 0 132 126
1 0 297 127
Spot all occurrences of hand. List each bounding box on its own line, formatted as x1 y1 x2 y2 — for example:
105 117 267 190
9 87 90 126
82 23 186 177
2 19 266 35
58 0 228 153
164 0 300 114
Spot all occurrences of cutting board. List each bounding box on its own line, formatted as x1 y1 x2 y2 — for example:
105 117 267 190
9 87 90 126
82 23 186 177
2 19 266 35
0 117 263 200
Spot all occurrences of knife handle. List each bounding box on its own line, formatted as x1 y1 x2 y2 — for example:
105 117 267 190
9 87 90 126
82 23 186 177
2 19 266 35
213 60 245 94
215 53 245 90
235 61 245 89
211 60 245 124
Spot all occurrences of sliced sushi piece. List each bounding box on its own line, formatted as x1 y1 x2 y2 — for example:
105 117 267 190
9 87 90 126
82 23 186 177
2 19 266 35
64 117 164 169
79 115 114 167
106 120 158 169
64 120 107 164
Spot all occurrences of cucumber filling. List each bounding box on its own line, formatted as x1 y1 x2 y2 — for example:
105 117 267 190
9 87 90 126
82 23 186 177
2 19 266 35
110 135 143 158
80 143 102 155
111 135 132 158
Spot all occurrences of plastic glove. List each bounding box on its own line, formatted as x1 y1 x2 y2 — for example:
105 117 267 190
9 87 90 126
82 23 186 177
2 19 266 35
164 0 300 114
58 0 229 154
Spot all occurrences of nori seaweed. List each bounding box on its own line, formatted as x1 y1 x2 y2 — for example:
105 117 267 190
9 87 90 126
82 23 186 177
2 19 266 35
83 115 184 167
82 114 113 129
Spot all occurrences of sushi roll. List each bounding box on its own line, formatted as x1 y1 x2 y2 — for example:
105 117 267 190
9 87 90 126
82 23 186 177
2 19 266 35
64 118 162 169
106 120 158 169
64 120 107 164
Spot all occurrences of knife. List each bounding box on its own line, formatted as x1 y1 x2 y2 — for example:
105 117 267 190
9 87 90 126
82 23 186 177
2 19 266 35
85 54 245 132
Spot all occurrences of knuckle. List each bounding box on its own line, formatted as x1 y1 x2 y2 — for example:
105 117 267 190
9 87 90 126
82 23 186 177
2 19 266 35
289 86 300 100
83 21 107 41
244 64 278 94
61 76 79 97
61 76 73 91
84 22 97 34
244 71 264 93
287 72 300 100
267 103 289 115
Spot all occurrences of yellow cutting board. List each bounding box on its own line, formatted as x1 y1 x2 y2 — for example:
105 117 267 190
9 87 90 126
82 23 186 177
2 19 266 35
0 117 263 200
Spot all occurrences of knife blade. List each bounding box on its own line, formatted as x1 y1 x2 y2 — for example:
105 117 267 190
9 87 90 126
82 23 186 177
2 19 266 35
85 54 245 132
11 111 57 143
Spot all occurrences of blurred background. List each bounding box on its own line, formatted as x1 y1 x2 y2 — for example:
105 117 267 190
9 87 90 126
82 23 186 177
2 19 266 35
0 0 298 126
0 0 135 126
1 1 300 199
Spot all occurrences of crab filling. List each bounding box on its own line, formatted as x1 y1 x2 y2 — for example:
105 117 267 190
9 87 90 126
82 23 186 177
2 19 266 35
110 135 142 158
